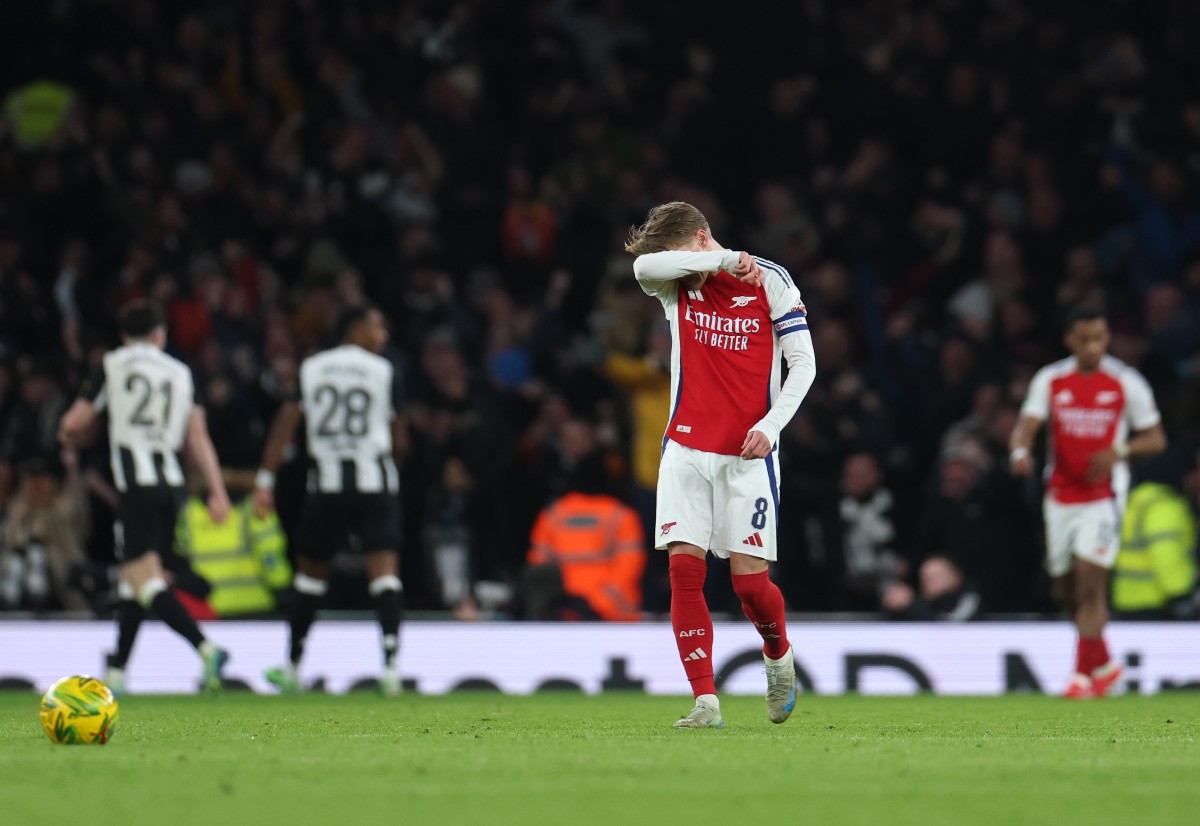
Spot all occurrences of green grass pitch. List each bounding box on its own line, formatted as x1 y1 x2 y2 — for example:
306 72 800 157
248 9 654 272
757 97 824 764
2 691 1198 826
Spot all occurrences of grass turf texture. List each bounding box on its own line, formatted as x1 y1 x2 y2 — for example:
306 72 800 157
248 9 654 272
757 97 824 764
1 692 1197 826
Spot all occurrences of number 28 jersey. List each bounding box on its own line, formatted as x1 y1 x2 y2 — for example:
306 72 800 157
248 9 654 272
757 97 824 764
298 344 402 494
83 343 195 492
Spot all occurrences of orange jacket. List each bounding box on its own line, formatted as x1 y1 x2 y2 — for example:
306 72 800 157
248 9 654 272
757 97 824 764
528 492 646 621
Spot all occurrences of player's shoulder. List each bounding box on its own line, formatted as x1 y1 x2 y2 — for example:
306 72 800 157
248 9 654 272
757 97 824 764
1034 356 1077 381
753 256 796 287
1099 354 1141 379
753 255 802 307
303 345 391 374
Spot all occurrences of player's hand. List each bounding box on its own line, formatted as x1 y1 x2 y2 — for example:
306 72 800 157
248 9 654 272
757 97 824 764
740 430 772 460
1009 453 1034 478
732 251 762 287
1086 448 1119 483
208 491 232 525
251 487 274 520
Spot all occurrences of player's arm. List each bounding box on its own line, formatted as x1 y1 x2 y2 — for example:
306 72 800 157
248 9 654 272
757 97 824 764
633 249 760 294
742 326 816 459
251 401 303 518
1007 415 1042 478
58 365 106 447
1086 423 1167 483
185 406 231 524
1010 367 1052 477
1086 369 1166 482
742 272 816 459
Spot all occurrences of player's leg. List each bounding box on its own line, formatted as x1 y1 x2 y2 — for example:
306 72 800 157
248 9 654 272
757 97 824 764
1067 500 1122 697
668 543 722 728
722 452 795 723
105 580 144 695
657 443 721 728
120 551 228 690
1073 559 1113 686
118 492 228 690
364 550 403 696
267 494 339 692
266 556 331 693
1044 499 1091 697
359 492 404 695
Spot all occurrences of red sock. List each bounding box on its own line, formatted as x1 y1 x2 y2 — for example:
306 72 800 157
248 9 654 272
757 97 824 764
732 570 790 659
1076 637 1110 675
669 554 715 698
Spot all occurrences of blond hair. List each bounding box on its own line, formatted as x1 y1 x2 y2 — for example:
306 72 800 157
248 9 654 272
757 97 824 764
624 201 709 255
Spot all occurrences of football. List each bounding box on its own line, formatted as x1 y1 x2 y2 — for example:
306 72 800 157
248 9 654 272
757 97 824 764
39 676 119 746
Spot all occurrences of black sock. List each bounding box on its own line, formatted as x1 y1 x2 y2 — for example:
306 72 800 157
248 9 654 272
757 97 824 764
289 591 322 666
149 590 206 649
110 600 145 668
372 588 403 668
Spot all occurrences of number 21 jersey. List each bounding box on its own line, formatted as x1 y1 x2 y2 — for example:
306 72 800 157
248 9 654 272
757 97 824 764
83 343 195 492
299 344 401 494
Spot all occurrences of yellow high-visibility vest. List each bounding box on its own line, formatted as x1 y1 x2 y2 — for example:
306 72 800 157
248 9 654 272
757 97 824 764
1113 483 1197 612
175 497 291 616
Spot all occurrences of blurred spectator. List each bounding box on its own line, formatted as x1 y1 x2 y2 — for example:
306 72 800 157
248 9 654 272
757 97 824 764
1113 452 1198 619
1 453 89 611
522 450 645 621
913 437 1018 611
883 555 983 622
837 452 906 611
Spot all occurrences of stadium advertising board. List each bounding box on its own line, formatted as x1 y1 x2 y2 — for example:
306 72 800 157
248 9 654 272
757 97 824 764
2 621 1196 695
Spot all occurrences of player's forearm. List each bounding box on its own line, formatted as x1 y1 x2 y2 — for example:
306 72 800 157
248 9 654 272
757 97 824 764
257 403 302 478
58 399 96 443
187 414 227 498
750 330 816 445
1008 416 1041 454
1123 424 1166 458
633 250 741 285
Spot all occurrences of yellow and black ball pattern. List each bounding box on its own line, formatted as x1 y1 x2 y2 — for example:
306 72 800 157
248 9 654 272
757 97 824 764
40 676 119 745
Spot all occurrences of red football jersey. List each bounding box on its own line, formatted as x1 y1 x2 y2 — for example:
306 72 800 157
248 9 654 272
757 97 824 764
644 259 804 456
1021 356 1160 504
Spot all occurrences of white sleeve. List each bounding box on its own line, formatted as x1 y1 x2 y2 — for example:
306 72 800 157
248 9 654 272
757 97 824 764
749 329 816 446
633 249 741 296
1020 367 1052 421
758 258 803 319
1122 368 1162 431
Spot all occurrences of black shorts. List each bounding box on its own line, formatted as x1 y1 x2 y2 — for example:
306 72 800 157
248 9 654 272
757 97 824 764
294 492 401 560
114 487 186 563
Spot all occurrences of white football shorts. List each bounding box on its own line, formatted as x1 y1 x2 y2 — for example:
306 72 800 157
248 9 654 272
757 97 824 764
654 440 781 560
1043 497 1121 577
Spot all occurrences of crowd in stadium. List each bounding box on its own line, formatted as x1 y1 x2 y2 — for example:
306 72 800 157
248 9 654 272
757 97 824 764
1 0 1198 619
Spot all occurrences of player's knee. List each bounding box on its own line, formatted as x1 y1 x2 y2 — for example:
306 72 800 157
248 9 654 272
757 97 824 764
136 577 169 608
294 573 329 597
368 575 402 596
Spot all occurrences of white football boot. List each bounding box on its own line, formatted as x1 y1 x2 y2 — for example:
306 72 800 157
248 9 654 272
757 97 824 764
764 646 798 724
673 694 724 729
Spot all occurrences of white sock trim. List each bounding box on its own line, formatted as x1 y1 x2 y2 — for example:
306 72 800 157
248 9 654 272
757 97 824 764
137 578 168 608
695 693 719 708
368 575 402 596
294 574 329 596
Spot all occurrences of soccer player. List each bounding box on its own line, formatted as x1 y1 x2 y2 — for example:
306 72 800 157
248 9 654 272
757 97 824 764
627 201 816 728
253 305 407 696
1009 306 1166 698
58 301 231 693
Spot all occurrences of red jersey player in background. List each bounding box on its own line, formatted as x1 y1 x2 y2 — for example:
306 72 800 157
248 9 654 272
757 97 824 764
627 202 816 728
1010 306 1165 698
